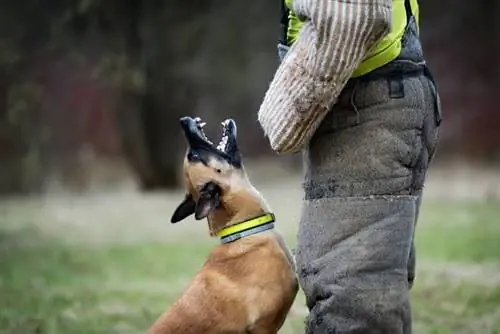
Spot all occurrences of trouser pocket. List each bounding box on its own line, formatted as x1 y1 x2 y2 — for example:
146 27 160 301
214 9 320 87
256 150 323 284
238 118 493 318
422 66 442 165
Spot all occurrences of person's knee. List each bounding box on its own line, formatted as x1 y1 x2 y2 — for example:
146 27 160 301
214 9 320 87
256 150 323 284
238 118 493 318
296 196 416 276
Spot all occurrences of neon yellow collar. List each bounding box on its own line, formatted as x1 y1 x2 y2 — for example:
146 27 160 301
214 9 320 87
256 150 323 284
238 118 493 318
217 213 275 244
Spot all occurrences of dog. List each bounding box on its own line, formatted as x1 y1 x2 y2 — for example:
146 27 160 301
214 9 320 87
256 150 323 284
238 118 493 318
148 117 298 334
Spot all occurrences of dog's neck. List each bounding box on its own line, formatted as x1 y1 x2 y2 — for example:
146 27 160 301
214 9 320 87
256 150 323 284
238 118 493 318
206 183 271 237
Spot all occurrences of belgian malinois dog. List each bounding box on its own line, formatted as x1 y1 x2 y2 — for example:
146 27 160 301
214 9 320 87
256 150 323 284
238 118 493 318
149 117 298 334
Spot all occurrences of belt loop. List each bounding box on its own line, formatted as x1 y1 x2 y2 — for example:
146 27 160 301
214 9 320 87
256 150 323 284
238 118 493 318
388 76 405 99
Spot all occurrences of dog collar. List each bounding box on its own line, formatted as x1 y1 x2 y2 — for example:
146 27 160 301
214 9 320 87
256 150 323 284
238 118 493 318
218 213 276 244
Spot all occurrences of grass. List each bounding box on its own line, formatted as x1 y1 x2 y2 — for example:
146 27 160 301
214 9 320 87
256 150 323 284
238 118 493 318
410 201 500 334
0 236 212 333
0 180 499 333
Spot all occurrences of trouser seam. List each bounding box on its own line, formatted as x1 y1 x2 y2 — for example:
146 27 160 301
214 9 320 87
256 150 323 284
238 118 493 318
303 175 413 200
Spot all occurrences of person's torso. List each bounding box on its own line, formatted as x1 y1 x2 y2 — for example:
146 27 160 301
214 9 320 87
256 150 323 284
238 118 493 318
282 0 424 78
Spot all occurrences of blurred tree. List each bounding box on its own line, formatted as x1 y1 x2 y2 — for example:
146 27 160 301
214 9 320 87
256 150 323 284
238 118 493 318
0 0 195 192
0 1 54 194
0 0 279 193
1 0 495 194
420 0 498 162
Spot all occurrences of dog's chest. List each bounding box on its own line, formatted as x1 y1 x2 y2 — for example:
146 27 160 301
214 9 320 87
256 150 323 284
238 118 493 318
245 290 260 326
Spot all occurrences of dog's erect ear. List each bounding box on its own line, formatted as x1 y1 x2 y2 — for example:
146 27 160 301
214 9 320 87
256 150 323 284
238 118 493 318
194 182 221 220
171 194 196 223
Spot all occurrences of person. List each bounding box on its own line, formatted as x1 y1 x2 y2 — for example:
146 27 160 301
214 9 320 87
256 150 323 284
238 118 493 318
257 0 442 333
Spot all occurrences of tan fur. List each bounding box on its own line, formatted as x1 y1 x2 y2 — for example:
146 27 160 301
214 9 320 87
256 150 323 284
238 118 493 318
149 153 299 334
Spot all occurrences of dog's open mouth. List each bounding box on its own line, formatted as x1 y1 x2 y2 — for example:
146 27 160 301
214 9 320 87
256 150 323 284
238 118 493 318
191 117 229 153
180 116 240 164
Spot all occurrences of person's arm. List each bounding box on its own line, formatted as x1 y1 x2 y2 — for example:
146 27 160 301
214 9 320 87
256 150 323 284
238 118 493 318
258 0 392 154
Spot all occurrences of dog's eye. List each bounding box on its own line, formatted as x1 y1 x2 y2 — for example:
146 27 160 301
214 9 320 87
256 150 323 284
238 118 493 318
215 168 222 174
188 152 200 161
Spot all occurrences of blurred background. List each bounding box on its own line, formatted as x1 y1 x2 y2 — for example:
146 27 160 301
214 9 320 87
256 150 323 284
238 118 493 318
0 1 499 333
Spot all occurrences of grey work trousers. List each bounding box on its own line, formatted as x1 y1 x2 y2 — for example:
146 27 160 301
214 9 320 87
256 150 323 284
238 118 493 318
296 71 441 334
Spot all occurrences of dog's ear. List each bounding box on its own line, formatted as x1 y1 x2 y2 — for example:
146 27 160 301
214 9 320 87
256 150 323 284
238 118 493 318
171 194 196 223
195 182 221 220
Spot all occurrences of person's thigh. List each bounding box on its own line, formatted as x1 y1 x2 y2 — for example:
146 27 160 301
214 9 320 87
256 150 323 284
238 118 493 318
296 74 440 334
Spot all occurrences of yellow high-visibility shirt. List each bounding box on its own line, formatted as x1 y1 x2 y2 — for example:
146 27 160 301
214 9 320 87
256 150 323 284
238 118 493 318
284 0 419 77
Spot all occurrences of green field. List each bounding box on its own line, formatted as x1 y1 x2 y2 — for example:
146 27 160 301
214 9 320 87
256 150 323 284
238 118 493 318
1 175 499 334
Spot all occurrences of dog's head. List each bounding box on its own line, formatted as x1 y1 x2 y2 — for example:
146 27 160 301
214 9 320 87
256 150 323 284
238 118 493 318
171 116 261 231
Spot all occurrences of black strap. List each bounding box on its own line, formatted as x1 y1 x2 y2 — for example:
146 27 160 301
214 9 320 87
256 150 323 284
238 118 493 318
279 0 290 46
404 0 413 23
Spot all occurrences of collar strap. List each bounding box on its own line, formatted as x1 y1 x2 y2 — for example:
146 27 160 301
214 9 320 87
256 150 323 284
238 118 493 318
218 213 276 244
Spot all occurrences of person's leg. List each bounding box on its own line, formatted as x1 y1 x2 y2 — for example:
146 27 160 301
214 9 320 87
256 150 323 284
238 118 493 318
408 70 441 292
296 73 441 334
407 191 421 290
404 190 420 333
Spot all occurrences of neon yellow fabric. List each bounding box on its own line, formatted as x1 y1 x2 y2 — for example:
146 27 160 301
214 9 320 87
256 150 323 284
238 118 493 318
285 0 303 46
284 0 299 46
284 0 419 77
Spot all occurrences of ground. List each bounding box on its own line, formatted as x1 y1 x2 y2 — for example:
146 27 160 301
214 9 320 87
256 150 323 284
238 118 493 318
0 162 499 334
